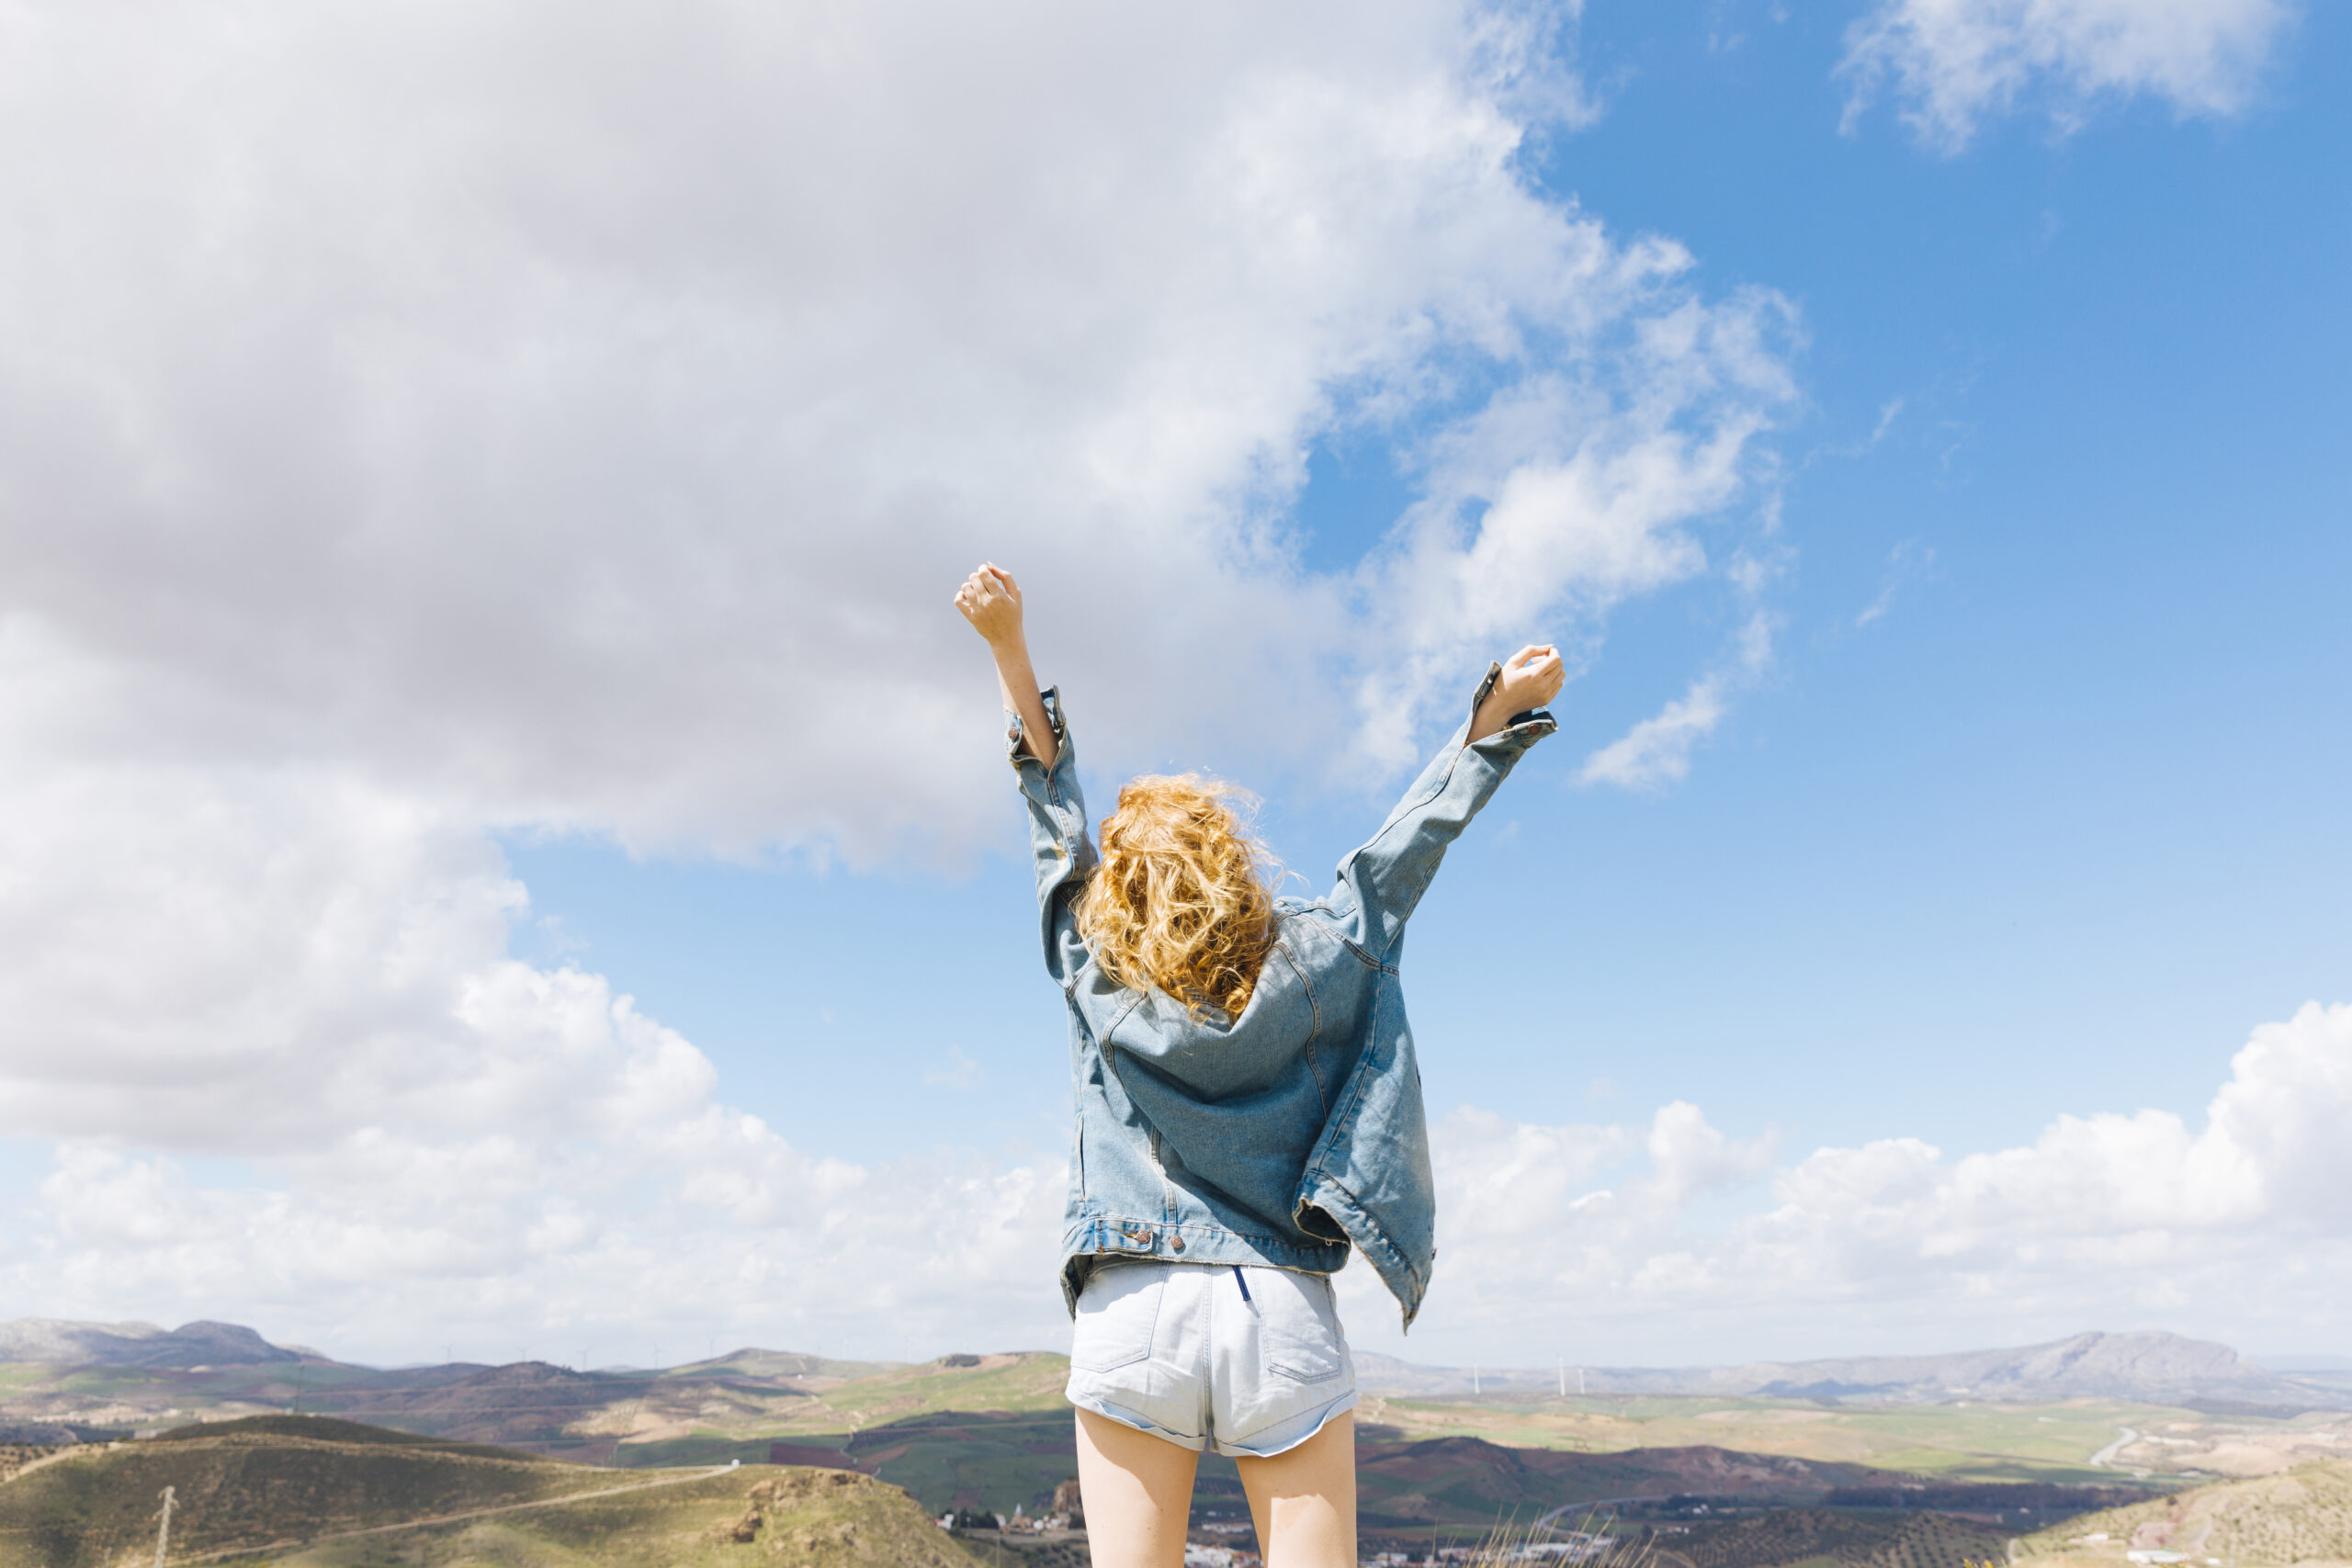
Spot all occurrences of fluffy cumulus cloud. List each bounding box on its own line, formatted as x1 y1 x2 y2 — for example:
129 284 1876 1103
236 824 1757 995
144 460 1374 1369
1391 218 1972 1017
19 986 2345 1365
1840 0 2296 151
1365 1001 2352 1362
0 0 1802 1358
0 0 1789 859
0 732 1066 1358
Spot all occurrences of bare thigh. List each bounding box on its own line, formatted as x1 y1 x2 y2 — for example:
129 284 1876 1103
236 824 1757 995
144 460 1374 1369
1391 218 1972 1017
1076 1407 1200 1568
1235 1412 1354 1568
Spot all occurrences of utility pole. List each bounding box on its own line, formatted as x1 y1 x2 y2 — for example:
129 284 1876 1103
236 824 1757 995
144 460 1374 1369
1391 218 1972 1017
153 1486 175 1568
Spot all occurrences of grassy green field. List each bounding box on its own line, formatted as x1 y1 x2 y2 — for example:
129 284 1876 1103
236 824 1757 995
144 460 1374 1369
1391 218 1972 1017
747 1355 1072 1438
1348 1392 2307 1484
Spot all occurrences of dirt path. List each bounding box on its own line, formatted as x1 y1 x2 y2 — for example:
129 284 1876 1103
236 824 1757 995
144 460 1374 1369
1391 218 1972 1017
176 1459 743 1562
0 1445 94 1486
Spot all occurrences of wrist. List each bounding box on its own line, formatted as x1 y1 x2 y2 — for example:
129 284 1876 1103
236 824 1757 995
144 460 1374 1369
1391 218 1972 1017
1470 688 1524 741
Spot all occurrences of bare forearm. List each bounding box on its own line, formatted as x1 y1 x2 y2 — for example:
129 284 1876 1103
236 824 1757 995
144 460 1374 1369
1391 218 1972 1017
1468 694 1513 744
953 563 1059 770
991 637 1058 770
1469 644 1566 742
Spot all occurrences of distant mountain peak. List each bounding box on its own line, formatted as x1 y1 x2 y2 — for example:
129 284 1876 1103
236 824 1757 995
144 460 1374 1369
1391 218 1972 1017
0 1316 298 1369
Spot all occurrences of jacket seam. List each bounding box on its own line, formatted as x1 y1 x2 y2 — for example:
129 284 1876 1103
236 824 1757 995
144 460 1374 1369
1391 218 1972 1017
1343 744 1471 965
1306 981 1385 1189
1271 943 1328 1113
1100 990 1147 1043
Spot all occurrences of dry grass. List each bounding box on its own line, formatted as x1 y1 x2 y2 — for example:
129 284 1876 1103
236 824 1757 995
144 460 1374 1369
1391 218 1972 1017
2018 1456 2352 1567
1455 1513 1657 1568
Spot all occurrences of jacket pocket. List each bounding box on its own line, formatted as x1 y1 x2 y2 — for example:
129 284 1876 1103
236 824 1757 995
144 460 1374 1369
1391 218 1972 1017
1254 1269 1349 1385
1070 1262 1165 1373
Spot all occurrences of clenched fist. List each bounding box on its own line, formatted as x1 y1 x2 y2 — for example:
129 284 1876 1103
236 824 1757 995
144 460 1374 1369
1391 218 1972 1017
953 563 1025 648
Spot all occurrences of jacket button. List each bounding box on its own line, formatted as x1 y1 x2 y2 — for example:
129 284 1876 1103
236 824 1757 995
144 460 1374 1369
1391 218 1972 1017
1170 1235 1185 1253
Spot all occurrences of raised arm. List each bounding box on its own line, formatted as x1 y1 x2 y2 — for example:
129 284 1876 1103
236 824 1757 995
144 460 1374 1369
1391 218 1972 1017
954 563 1057 771
956 563 1097 982
1333 644 1565 958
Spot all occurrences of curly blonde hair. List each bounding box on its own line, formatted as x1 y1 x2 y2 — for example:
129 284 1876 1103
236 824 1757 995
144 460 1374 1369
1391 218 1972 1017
1077 773 1278 1021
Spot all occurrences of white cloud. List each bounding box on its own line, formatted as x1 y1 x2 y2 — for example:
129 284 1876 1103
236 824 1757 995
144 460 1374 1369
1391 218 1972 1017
1841 0 2296 151
1365 1001 2352 1362
27 1130 1069 1365
1576 678 1728 788
0 0 1799 1359
0 0 1788 861
1577 608 1774 788
1854 537 1934 627
6 767 2345 1367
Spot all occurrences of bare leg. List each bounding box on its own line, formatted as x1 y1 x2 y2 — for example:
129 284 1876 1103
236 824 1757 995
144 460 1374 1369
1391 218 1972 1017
1235 1412 1354 1568
1076 1407 1201 1568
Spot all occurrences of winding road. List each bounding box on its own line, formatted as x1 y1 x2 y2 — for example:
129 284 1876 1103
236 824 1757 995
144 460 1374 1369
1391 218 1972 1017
2089 1427 2141 1469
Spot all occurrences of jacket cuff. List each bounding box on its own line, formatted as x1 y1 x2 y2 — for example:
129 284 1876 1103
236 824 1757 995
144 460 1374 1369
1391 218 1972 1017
1466 661 1557 749
1005 685 1069 768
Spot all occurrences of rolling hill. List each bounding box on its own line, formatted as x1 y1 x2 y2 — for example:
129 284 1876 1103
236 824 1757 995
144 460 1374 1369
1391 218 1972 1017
0 1415 977 1568
0 1415 601 1564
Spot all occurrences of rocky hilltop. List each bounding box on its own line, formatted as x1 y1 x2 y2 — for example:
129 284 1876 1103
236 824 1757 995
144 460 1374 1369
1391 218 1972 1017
2019 1455 2352 1566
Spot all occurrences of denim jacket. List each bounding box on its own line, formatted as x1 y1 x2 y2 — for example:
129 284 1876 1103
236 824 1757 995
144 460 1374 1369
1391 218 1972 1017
1009 669 1553 1330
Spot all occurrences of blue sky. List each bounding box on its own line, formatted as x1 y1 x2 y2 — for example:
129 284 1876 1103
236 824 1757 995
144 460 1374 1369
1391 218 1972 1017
504 3 2347 1238
0 0 2344 1368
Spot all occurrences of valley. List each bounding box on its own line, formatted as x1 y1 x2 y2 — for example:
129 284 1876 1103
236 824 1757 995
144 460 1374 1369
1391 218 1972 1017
8 1322 2352 1564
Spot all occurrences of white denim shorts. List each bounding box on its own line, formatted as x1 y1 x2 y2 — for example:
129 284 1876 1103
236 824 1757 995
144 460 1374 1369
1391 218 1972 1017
1065 1260 1358 1459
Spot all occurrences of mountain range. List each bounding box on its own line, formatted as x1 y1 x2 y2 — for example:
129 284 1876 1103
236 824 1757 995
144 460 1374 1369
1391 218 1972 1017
1352 1330 2340 1406
2 1318 2342 1412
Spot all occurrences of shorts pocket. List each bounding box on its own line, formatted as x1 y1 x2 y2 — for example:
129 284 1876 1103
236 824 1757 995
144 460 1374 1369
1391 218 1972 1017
1254 1269 1349 1385
1071 1263 1165 1373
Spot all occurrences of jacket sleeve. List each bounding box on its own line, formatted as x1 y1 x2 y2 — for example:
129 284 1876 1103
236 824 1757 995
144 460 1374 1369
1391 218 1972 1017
1330 663 1555 962
1008 686 1098 986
